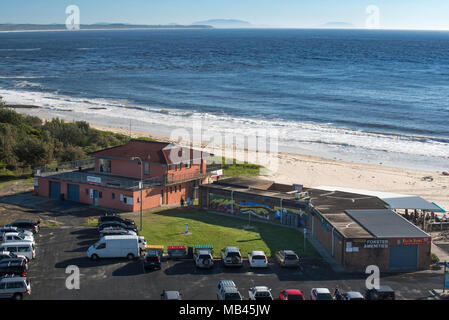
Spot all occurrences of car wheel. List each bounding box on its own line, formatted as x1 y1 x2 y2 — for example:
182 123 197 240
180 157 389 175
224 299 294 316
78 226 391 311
13 293 23 300
127 253 135 260
91 254 99 260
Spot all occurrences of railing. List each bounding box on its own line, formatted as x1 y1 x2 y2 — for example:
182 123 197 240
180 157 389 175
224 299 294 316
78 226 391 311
164 170 207 185
35 158 95 176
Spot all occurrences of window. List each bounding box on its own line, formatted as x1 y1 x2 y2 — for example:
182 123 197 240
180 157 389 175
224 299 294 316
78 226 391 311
96 243 106 250
112 193 115 200
179 185 182 191
99 192 103 199
7 247 17 252
144 162 149 175
185 161 191 169
170 187 173 194
174 186 177 193
99 159 112 173
174 164 177 172
18 247 30 252
85 189 89 196
0 283 5 290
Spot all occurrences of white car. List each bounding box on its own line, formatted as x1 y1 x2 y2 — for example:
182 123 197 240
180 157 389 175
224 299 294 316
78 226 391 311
2 232 35 245
310 288 334 300
248 286 273 300
248 251 268 268
0 275 30 300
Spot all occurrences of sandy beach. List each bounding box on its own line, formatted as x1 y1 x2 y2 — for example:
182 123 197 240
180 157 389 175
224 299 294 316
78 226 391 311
86 121 449 211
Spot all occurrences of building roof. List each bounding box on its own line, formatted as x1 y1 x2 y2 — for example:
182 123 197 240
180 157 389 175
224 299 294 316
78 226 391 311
345 209 430 238
315 186 440 211
214 177 274 190
88 140 210 165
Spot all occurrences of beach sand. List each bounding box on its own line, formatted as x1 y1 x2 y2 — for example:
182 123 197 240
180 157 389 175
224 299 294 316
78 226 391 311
88 121 449 211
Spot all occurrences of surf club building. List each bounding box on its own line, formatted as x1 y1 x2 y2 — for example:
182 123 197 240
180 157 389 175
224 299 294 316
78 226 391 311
200 177 440 272
34 140 211 212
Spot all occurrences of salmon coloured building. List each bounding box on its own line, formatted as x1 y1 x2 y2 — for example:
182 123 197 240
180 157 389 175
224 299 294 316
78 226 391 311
34 140 211 212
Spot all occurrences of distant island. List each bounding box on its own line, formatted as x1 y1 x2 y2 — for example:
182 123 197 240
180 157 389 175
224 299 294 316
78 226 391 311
0 23 213 32
192 19 252 28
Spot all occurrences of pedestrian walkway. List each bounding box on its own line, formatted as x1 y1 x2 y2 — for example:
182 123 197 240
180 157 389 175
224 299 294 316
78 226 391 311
305 231 345 273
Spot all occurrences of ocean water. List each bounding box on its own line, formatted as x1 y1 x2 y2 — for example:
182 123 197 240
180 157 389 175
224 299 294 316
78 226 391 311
0 29 448 171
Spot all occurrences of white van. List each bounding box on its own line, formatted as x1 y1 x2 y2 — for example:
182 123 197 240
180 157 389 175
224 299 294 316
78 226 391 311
2 232 35 245
87 235 140 260
0 242 35 260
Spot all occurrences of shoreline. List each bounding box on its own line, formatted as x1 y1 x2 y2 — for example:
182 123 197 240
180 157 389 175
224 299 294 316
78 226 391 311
87 121 449 211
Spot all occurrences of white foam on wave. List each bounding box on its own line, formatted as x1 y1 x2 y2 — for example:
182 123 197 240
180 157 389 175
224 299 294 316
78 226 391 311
1 88 448 162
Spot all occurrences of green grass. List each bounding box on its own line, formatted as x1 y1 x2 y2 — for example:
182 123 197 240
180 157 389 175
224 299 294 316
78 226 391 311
137 208 318 258
0 169 34 186
208 156 265 177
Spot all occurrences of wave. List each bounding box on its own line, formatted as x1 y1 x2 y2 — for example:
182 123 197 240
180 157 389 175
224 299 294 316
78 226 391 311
0 48 41 52
0 88 448 161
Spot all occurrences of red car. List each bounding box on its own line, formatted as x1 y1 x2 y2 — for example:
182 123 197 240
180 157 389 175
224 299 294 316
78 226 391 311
280 289 306 300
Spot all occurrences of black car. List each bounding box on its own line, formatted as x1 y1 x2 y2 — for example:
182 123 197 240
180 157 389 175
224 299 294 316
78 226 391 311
365 286 395 300
0 261 27 277
7 220 40 234
0 252 27 265
144 253 162 271
98 214 135 227
98 221 138 234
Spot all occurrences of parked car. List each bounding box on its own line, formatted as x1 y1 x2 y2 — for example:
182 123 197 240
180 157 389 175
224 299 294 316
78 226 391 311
0 242 35 261
0 275 30 300
194 249 214 269
1 232 35 245
365 286 395 300
99 226 136 236
7 220 39 234
0 226 33 239
0 260 27 277
0 252 27 265
217 280 243 300
248 286 273 300
280 289 306 300
161 290 182 300
342 291 365 300
248 251 268 268
310 288 334 300
143 250 162 271
87 235 140 260
98 221 138 234
275 250 300 268
221 247 243 267
98 214 135 227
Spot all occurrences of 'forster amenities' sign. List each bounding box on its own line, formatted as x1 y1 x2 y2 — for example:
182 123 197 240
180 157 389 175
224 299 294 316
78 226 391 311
364 239 389 249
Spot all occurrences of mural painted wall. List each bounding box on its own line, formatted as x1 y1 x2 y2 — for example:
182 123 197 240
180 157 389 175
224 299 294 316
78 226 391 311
209 195 234 214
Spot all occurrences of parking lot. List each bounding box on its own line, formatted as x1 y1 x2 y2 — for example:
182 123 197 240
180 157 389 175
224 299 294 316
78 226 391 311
0 190 444 300
23 225 441 300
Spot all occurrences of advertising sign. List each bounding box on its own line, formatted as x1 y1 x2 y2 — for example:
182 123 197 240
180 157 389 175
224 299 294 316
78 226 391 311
364 239 389 249
396 238 431 246
87 176 102 184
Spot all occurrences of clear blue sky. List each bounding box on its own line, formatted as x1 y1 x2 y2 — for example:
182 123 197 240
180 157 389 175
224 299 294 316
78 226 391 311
1 0 449 30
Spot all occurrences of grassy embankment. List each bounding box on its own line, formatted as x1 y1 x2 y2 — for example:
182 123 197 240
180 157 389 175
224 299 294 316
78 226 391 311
136 208 318 258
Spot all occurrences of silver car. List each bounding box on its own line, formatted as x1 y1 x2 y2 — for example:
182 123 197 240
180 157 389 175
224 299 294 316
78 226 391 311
0 275 30 300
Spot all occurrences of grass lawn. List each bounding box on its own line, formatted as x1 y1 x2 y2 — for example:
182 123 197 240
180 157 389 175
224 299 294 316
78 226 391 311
137 208 319 258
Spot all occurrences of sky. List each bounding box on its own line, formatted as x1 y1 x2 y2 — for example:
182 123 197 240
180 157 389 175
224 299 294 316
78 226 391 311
1 0 449 30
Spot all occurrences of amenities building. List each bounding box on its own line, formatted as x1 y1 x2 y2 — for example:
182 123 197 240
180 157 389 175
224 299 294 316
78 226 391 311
34 140 210 212
200 178 438 272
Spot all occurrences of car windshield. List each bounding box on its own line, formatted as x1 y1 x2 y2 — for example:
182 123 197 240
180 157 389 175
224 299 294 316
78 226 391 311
288 294 304 300
253 255 265 260
227 252 240 257
225 293 242 300
285 255 298 260
317 293 333 300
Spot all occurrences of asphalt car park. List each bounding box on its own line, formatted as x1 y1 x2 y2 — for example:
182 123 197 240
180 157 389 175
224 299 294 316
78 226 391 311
25 225 442 300
0 191 444 300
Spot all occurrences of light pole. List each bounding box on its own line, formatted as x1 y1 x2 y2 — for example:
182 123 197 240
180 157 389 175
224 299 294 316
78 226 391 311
131 156 143 232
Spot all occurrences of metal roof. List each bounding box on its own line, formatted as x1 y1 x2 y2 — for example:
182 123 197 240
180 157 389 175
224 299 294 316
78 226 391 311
315 186 441 211
345 209 430 238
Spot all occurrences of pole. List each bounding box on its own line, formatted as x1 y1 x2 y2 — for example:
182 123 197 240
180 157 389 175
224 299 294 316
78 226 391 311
140 160 143 232
444 262 447 293
304 228 306 255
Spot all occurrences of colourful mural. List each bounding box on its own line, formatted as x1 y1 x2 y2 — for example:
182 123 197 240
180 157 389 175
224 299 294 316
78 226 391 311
239 200 274 221
209 195 234 214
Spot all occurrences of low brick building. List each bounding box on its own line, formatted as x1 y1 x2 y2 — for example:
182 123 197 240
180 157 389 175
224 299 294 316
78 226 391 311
34 140 210 212
200 177 434 272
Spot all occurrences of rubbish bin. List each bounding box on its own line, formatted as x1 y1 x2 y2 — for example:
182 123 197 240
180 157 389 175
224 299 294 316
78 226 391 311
187 246 194 258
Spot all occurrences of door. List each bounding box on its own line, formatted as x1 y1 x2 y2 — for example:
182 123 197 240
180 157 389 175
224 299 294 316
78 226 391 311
160 190 164 205
93 190 99 206
389 245 418 270
49 181 61 199
67 184 80 202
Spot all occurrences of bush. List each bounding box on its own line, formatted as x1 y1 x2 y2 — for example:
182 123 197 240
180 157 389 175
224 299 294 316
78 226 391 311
431 253 440 264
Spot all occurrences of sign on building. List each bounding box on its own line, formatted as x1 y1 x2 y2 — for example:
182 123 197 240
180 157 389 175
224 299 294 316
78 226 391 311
364 239 389 249
87 176 102 184
396 238 431 246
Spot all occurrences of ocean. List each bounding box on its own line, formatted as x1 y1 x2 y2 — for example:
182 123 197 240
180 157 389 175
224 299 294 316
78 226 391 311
0 28 448 171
